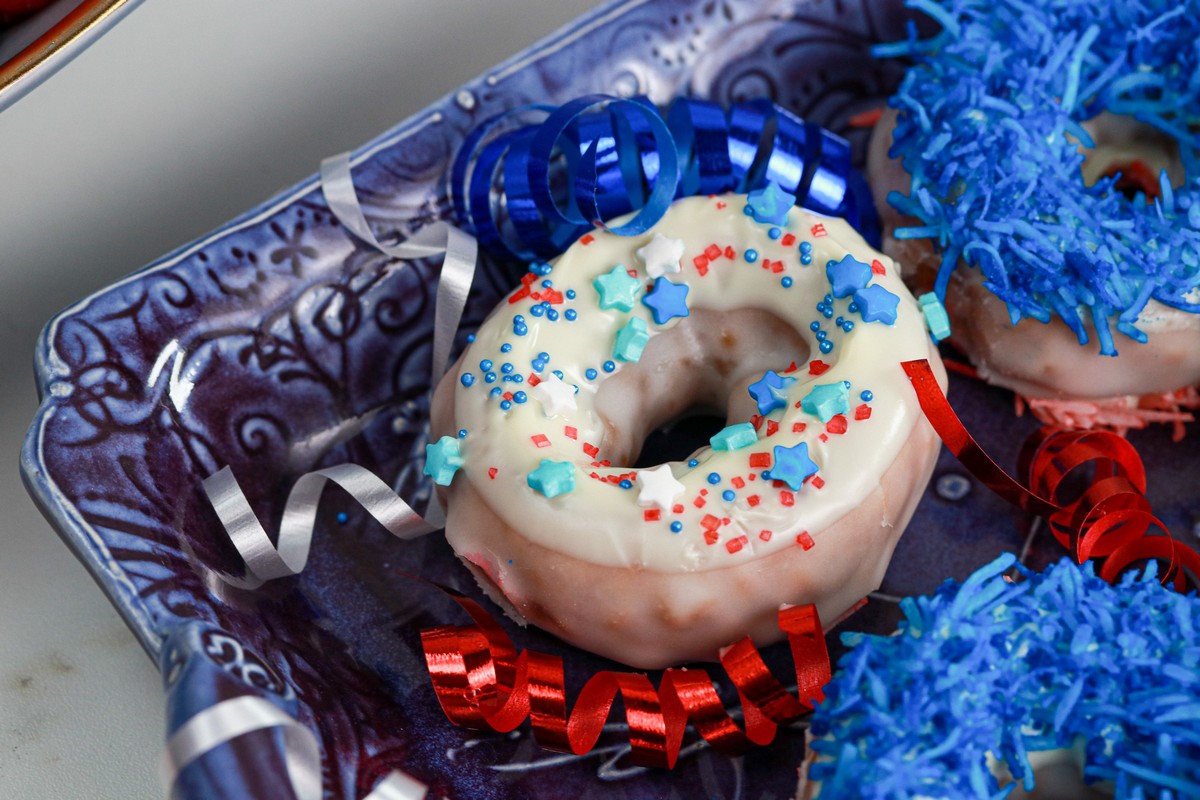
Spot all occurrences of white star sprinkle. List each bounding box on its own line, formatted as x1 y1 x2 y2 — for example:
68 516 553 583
529 374 577 418
636 464 686 510
636 233 685 279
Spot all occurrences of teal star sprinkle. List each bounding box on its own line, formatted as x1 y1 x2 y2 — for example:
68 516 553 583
424 436 464 486
801 382 850 422
613 317 650 362
641 276 690 324
747 369 796 416
593 264 642 312
527 459 576 498
769 441 819 491
710 423 757 451
747 180 796 226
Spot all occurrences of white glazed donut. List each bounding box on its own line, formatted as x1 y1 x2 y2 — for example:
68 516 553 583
429 192 945 669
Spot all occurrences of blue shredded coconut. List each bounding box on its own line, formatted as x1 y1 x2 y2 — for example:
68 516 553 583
809 555 1200 798
879 0 1200 355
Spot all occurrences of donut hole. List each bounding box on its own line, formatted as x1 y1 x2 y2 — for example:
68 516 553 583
592 307 811 468
1078 112 1187 201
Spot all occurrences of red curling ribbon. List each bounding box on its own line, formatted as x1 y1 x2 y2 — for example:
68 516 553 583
902 359 1200 591
420 588 830 769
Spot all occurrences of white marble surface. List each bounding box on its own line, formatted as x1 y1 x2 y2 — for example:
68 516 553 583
0 1 598 796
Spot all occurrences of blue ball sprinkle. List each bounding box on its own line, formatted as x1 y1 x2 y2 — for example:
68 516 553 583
800 255 813 265
501 362 514 374
842 320 855 332
566 289 577 300
819 340 834 353
479 359 493 371
489 387 502 398
565 309 578 321
513 391 527 403
552 370 564 379
541 280 553 288
539 352 550 361
603 360 616 373
781 276 793 288
514 325 528 336
822 307 834 319
511 374 523 383
744 249 759 263
530 305 545 317
707 472 721 485
337 512 348 524
619 479 632 489
810 321 822 332
457 429 468 438
688 459 699 467
585 368 598 380
816 330 828 341
484 372 497 383
467 333 476 343
547 309 559 321
670 521 683 533
501 342 512 353
722 490 736 501
860 390 874 402
461 373 476 387
499 400 512 410
800 241 813 253
768 227 782 240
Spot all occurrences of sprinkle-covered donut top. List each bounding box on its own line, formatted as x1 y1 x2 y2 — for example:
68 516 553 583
807 554 1200 798
880 0 1200 355
429 191 940 572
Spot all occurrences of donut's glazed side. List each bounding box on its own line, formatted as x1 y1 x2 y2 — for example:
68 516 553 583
434 406 941 669
429 194 947 668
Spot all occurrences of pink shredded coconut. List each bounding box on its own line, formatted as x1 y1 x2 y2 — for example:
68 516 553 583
1016 388 1200 442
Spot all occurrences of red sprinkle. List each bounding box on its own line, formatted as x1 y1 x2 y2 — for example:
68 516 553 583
726 535 748 554
564 426 578 439
808 360 831 376
731 476 745 489
819 433 829 443
716 201 727 209
541 288 565 304
759 530 773 542
748 452 771 468
704 244 722 261
672 504 685 515
765 420 779 436
701 513 721 530
811 223 827 238
810 476 825 489
693 496 707 508
825 414 848 435
871 259 886 276
795 531 815 550
583 443 599 458
780 491 795 507
723 246 736 259
792 422 807 433
693 255 710 276
784 361 799 373
487 467 498 480
769 260 785 274
704 530 720 545
531 434 550 448
848 107 884 128
580 234 595 245
855 404 873 420
527 374 541 386
781 233 796 247
503 392 515 401
644 509 661 522
747 494 761 507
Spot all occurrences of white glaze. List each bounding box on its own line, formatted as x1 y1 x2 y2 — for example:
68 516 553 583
443 194 939 571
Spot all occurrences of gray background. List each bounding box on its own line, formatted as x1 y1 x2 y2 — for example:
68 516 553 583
0 1 598 796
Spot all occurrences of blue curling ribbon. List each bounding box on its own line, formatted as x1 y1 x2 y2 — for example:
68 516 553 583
451 95 879 260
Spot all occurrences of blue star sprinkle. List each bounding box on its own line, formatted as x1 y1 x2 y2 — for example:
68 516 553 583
770 441 819 491
641 276 690 325
853 284 900 325
826 255 873 298
747 369 797 416
527 459 576 498
801 382 850 422
424 436 464 486
746 180 797 226
593 264 642 312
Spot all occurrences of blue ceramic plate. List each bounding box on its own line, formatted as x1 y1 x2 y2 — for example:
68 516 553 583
22 0 1197 797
